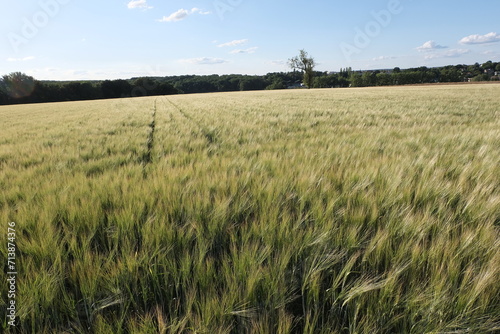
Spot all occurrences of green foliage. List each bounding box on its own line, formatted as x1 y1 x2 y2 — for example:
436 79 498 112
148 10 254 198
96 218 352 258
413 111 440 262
440 67 463 82
350 72 363 87
313 74 339 88
376 72 392 86
472 74 490 82
481 60 494 70
101 79 133 98
266 78 287 90
239 76 268 91
130 78 179 97
0 72 36 100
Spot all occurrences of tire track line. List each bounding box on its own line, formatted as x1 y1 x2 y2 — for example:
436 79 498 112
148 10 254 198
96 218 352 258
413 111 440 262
163 97 221 147
140 99 157 177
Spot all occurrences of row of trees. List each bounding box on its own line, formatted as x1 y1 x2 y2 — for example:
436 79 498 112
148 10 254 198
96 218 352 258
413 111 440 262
0 72 304 105
287 50 500 89
166 60 500 93
1 59 499 105
0 73 180 105
343 62 500 88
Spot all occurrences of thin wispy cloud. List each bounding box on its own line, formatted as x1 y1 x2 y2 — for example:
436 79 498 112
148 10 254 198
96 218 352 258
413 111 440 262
127 0 153 10
217 39 248 48
158 8 211 22
373 56 397 61
479 51 500 60
270 60 286 66
159 9 190 22
191 8 211 15
180 57 228 65
424 49 470 60
7 56 35 62
459 32 500 45
417 40 447 52
230 47 258 54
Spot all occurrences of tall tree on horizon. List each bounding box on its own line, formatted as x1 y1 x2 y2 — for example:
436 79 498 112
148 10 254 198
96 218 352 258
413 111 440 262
288 49 316 88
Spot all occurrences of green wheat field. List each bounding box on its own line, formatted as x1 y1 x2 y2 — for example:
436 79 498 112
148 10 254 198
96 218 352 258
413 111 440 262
1 84 499 333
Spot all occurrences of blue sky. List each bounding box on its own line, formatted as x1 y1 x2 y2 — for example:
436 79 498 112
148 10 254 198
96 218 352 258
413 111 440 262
1 0 500 80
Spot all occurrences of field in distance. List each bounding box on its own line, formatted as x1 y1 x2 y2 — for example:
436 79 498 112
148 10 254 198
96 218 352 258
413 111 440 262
0 85 499 333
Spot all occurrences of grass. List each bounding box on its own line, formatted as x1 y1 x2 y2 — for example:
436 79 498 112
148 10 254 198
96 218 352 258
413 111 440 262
0 84 499 333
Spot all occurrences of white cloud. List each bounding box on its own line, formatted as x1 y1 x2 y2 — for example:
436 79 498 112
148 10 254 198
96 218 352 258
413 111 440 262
180 57 228 65
71 70 89 76
7 56 35 62
159 9 189 22
424 49 470 60
443 49 470 57
373 55 396 61
127 0 152 10
417 40 447 52
192 8 211 15
270 60 286 66
459 32 500 45
217 39 248 47
158 8 210 22
230 47 258 54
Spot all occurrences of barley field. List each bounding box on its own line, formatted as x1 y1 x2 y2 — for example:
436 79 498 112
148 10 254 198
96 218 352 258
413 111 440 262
1 85 499 333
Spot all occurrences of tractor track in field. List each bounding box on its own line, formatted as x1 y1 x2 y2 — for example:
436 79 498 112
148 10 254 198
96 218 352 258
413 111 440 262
162 97 198 126
163 97 221 147
140 99 157 177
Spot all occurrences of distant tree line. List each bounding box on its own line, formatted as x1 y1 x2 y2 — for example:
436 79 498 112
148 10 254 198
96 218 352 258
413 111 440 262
1 61 499 105
0 73 180 105
333 61 500 88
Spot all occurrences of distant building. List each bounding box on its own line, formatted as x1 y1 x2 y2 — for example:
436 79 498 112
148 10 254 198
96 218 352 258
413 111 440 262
484 69 494 76
287 83 306 89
